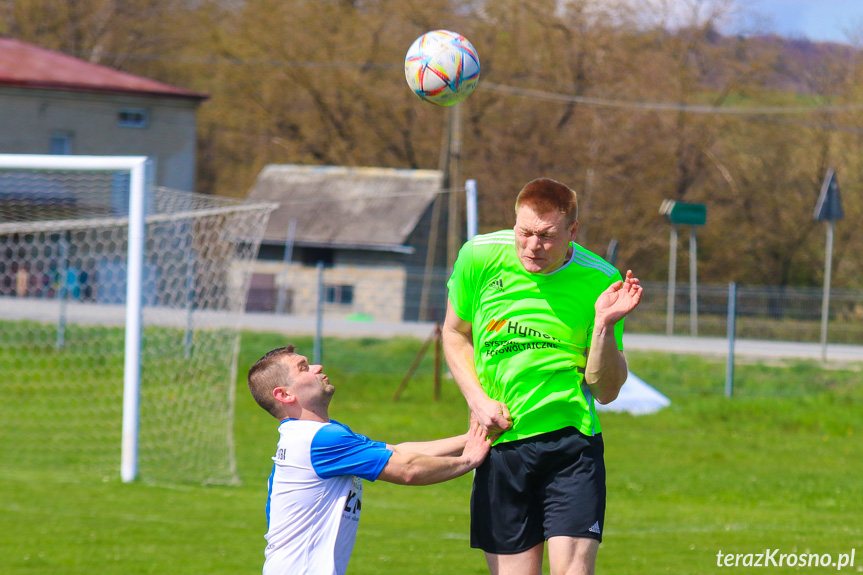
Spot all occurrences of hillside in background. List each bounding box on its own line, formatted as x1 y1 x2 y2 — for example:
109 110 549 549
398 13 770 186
714 31 858 93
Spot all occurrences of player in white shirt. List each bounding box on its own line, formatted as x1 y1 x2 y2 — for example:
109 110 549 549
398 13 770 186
247 345 493 575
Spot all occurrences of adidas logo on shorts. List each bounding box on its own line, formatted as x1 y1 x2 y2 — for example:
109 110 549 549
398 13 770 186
588 521 601 534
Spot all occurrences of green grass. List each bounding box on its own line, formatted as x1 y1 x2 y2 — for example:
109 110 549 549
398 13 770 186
1 333 861 574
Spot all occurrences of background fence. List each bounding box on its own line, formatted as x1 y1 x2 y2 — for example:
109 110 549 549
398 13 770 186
244 263 863 345
629 281 863 344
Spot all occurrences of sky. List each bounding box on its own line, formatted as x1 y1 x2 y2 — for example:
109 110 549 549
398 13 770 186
741 0 863 44
636 0 863 45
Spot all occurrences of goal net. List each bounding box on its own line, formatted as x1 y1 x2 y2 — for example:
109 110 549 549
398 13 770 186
0 155 275 484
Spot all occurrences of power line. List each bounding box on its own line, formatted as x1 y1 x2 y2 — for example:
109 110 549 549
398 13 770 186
481 82 863 115
90 52 863 117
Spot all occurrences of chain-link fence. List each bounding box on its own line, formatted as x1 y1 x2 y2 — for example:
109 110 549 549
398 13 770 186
628 281 863 344
245 263 863 345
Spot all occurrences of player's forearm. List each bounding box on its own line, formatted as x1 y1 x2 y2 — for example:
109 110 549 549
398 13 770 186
441 324 489 407
378 452 477 486
390 434 466 457
584 321 628 404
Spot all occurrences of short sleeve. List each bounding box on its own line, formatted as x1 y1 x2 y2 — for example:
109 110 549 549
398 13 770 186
309 421 393 481
609 268 625 350
447 240 477 321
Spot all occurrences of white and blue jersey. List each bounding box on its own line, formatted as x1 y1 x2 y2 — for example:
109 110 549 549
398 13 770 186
262 418 392 575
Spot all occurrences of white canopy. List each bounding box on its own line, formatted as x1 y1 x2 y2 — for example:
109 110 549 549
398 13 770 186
594 371 670 415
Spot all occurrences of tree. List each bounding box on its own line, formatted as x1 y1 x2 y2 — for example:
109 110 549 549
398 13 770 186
2 0 861 287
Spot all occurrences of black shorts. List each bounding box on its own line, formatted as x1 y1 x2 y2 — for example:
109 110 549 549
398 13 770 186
470 427 606 554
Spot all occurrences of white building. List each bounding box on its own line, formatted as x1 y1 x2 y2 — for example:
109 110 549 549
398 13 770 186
0 37 207 192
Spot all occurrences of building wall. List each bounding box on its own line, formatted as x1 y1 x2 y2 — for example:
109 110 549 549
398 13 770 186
0 86 200 191
249 260 407 322
402 197 451 322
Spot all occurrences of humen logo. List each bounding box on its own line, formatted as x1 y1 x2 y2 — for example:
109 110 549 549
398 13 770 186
483 318 563 358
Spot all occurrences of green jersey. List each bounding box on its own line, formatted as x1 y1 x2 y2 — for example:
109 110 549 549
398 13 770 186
447 229 623 443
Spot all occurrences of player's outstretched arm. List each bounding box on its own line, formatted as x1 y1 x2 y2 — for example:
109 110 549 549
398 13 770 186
586 270 643 404
391 414 497 457
390 433 467 457
442 301 513 434
377 420 492 486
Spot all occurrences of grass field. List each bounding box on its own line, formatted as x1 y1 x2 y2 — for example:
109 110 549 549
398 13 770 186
1 330 861 574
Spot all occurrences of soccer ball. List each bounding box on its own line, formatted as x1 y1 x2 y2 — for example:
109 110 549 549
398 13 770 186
404 30 480 107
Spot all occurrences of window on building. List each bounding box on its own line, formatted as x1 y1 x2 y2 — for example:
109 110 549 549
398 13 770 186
324 284 354 306
117 108 149 128
49 132 73 155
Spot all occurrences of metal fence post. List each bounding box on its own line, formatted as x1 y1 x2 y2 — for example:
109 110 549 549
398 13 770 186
725 282 737 398
276 219 297 315
314 261 324 366
666 224 678 335
56 230 69 350
689 227 698 336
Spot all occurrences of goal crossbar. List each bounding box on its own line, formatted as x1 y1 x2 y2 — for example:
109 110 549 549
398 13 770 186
0 201 276 235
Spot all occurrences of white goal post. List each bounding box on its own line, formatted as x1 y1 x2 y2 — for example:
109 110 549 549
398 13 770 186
0 154 275 484
0 154 148 482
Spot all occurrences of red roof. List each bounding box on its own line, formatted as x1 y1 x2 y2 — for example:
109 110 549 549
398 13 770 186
0 37 208 100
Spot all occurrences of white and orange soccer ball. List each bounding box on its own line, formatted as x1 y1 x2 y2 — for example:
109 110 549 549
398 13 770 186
404 30 480 106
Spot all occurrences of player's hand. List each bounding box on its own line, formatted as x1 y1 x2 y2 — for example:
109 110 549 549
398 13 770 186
595 269 643 326
470 395 513 435
461 418 494 468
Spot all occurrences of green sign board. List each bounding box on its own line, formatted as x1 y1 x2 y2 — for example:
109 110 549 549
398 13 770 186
660 200 707 226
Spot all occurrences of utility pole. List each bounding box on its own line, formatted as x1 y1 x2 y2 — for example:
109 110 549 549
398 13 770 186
445 103 463 270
